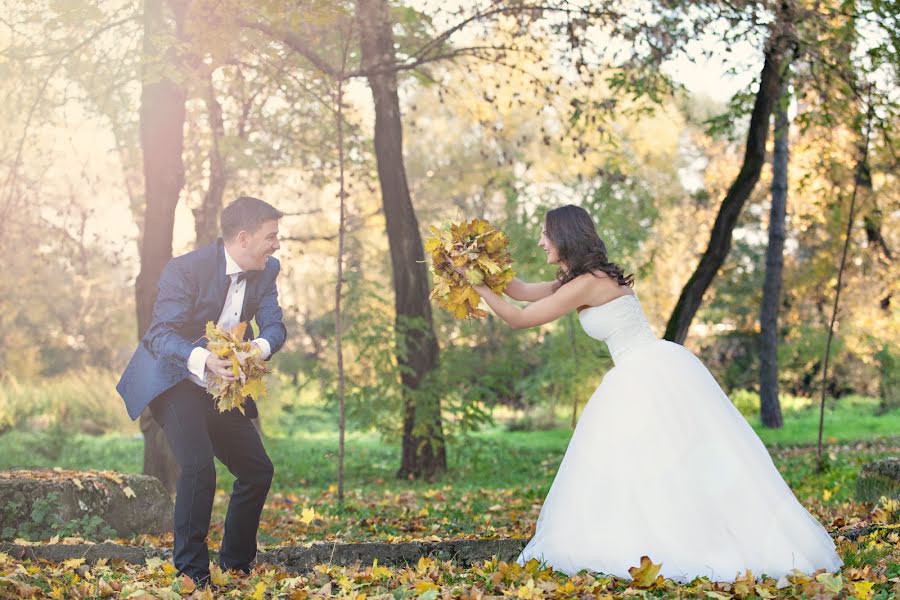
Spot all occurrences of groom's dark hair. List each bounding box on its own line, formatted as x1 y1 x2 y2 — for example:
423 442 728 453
221 196 284 240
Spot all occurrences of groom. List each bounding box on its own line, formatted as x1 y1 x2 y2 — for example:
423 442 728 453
117 196 287 586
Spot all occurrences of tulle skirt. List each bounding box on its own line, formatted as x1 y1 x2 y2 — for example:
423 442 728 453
517 339 843 582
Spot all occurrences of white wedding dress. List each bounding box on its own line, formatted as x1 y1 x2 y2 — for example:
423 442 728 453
517 294 842 583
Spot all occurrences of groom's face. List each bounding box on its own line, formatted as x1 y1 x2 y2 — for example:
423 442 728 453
239 219 280 270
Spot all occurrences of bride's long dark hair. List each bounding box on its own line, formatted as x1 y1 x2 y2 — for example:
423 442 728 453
545 205 634 290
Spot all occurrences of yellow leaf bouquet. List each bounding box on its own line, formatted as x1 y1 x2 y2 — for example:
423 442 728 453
205 321 270 414
425 218 515 319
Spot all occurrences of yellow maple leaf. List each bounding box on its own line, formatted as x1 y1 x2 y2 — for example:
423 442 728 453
628 555 662 588
516 579 540 599
62 558 85 570
466 267 485 286
477 256 501 274
122 486 136 499
424 237 441 252
370 559 391 580
241 378 267 400
852 580 875 599
413 580 439 594
252 581 268 600
299 507 317 525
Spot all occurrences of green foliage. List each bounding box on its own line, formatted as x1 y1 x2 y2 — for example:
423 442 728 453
326 277 405 435
2 492 116 542
703 79 759 142
730 389 762 418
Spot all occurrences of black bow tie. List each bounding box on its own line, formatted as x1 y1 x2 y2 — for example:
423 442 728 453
235 272 247 284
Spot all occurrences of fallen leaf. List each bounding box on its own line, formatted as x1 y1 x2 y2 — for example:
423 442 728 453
816 572 843 593
62 558 85 569
251 581 267 600
179 575 196 595
299 507 317 525
852 580 875 599
628 555 662 588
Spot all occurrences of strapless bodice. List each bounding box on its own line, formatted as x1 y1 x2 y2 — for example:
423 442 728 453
577 294 658 365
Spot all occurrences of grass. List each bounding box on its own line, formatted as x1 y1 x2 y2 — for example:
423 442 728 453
750 394 900 446
0 394 896 496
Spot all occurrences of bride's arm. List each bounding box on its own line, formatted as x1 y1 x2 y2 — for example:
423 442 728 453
472 276 587 329
504 277 556 301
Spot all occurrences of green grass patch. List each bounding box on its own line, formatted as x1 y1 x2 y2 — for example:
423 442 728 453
750 395 900 447
0 393 895 498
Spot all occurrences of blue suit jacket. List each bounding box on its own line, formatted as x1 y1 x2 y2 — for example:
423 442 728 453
117 239 287 420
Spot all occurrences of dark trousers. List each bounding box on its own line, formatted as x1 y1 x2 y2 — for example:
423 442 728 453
150 380 274 583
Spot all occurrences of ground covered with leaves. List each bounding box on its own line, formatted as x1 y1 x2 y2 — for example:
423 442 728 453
1 437 898 598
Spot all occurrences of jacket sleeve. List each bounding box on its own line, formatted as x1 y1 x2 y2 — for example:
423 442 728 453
255 258 287 356
142 259 200 364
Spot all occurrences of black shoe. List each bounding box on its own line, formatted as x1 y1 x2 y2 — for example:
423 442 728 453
219 560 252 574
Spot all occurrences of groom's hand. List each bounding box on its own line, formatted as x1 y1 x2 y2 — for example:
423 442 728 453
205 354 236 381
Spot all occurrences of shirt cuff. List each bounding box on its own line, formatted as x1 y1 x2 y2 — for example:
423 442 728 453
188 347 211 382
252 337 272 360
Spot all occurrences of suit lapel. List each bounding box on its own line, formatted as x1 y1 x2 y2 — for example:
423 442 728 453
213 238 231 316
239 270 261 326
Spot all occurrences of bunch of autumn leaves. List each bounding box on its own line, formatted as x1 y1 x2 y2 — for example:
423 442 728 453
426 218 515 319
204 321 269 414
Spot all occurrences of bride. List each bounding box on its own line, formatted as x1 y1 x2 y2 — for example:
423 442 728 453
461 204 842 583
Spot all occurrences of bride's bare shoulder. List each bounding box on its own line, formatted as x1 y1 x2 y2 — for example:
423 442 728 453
575 271 635 305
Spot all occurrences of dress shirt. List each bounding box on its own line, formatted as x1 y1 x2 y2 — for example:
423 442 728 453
186 247 271 387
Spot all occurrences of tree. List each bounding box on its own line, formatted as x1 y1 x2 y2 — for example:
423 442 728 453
758 82 790 429
355 0 445 478
192 77 226 246
664 5 796 344
135 0 189 493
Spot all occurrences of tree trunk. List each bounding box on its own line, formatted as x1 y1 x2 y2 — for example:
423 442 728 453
356 0 445 480
758 84 790 429
136 0 189 494
193 77 226 246
664 21 793 344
